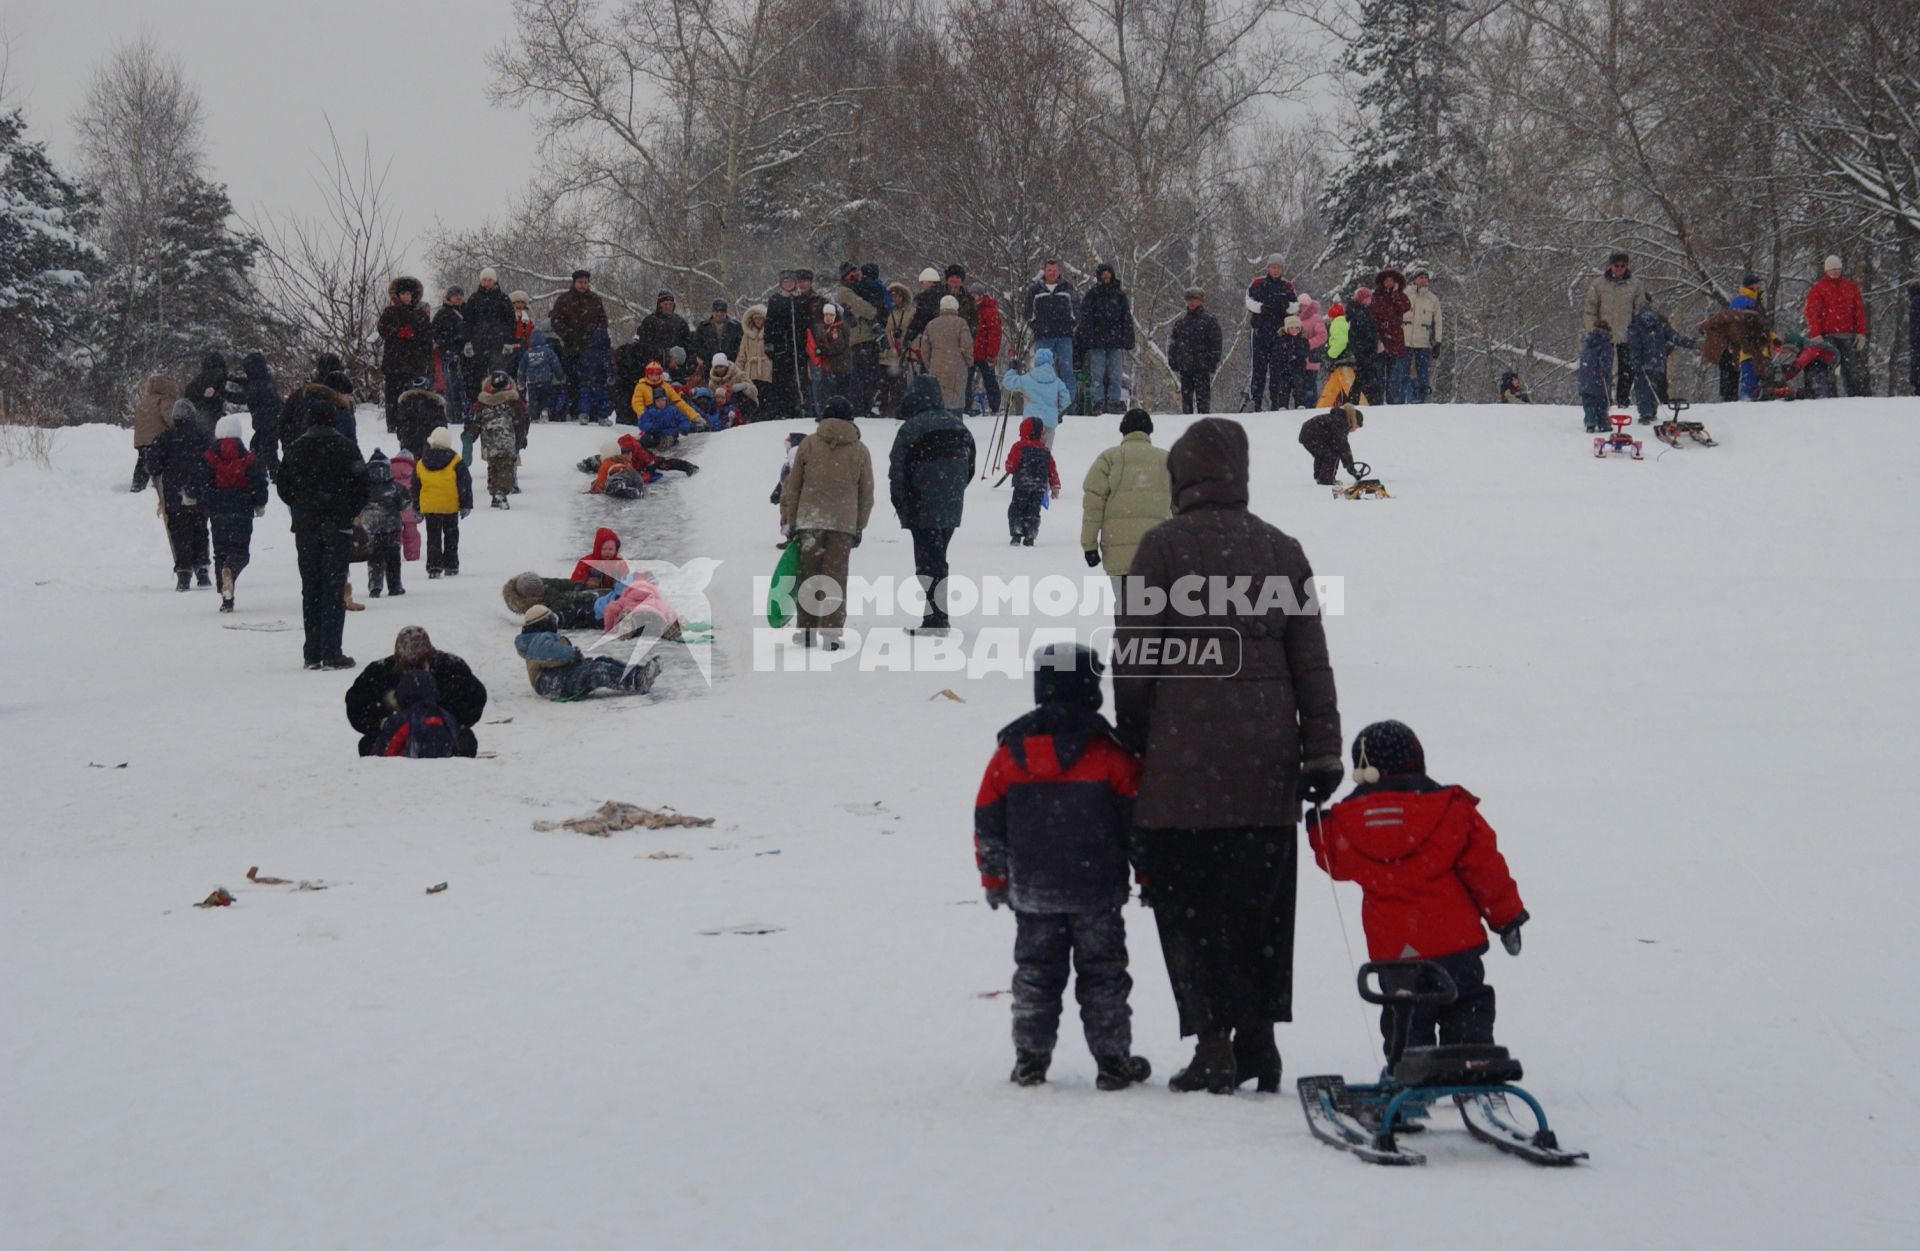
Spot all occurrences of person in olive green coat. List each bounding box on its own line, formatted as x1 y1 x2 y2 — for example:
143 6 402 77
1080 409 1172 585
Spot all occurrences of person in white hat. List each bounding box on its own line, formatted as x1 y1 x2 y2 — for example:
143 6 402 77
1803 255 1870 396
466 265 517 375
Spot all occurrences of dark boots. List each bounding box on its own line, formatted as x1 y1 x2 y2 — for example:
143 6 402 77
1095 1054 1152 1091
1168 1031 1236 1094
1010 1050 1050 1087
1232 1021 1282 1093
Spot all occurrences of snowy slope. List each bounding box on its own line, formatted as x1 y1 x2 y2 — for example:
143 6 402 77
3 397 1917 1249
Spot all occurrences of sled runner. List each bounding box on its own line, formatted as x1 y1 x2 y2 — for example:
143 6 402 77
1593 413 1642 460
1651 396 1716 448
1334 461 1390 499
1296 961 1588 1167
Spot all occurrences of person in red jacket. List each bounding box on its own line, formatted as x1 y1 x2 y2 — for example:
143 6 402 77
969 285 1003 414
1803 255 1870 396
1306 720 1529 1059
1002 417 1060 545
571 527 629 591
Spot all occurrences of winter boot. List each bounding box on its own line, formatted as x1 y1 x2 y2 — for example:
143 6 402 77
490 495 504 509
1010 1050 1051 1087
1168 1032 1236 1094
620 655 664 693
1022 536 1035 547
1095 1054 1153 1091
219 567 236 614
194 566 212 588
428 568 443 580
1232 1021 1282 1094
1009 535 1022 546
175 570 192 592
317 655 356 671
343 581 365 612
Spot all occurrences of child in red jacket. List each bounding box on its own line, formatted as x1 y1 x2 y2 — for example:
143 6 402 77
1306 720 1529 1060
1002 417 1060 546
572 527 629 591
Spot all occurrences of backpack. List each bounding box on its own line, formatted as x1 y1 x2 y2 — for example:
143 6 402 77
392 701 461 758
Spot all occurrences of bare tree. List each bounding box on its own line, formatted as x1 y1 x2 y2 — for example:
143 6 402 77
245 124 403 389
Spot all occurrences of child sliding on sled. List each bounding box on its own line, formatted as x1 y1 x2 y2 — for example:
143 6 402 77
973 643 1151 1090
1306 720 1529 1061
1002 417 1060 546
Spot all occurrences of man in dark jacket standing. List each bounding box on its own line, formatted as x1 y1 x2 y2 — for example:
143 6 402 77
432 286 472 421
1115 417 1343 1093
549 269 610 420
1346 286 1383 404
1167 287 1223 414
764 270 810 422
692 299 742 372
278 389 370 670
345 626 488 757
1245 255 1297 411
377 277 433 430
889 375 976 633
636 290 693 368
1080 263 1135 414
465 268 517 374
1025 258 1080 378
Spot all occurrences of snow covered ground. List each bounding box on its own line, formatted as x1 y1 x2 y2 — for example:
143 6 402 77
4 395 1918 1249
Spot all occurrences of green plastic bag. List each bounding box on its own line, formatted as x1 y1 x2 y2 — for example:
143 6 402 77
767 541 801 628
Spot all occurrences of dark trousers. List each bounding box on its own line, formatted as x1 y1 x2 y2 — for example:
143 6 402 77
132 451 151 492
1144 826 1298 1036
561 350 585 418
1312 451 1343 485
384 372 407 429
1009 488 1045 542
1012 909 1133 1057
1631 361 1669 421
425 514 460 574
795 529 853 631
208 511 255 581
1718 352 1740 402
968 359 1002 412
1178 370 1212 414
294 524 352 664
1828 334 1871 396
1582 397 1609 432
1284 366 1313 410
763 356 800 421
910 526 954 627
164 506 209 573
1613 344 1633 406
535 656 641 701
851 341 881 414
367 535 403 594
1378 947 1495 1065
1248 334 1282 409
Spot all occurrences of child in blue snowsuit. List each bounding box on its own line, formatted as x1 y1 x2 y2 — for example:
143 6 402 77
639 391 693 447
1001 348 1074 448
516 328 565 422
1577 324 1615 433
1626 304 1697 423
577 325 615 424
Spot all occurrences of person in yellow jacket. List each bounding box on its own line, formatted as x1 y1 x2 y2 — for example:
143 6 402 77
1316 301 1357 407
630 362 707 431
411 426 473 577
1080 409 1172 601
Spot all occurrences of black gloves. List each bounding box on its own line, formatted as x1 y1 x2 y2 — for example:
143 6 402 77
1299 755 1346 804
852 530 863 548
1084 550 1101 568
1500 910 1530 956
459 509 471 521
985 886 1009 910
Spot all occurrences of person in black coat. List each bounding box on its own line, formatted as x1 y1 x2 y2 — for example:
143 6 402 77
1079 263 1135 413
278 389 370 669
763 271 809 421
183 352 230 425
465 269 517 372
1346 288 1383 403
277 353 346 462
146 398 214 589
691 299 743 371
613 330 650 424
636 291 694 368
1246 256 1298 410
1166 288 1223 414
1298 404 1361 485
223 351 284 480
345 625 488 757
432 287 473 420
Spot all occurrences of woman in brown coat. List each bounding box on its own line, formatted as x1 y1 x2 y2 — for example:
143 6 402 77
778 397 874 649
1114 417 1345 1093
914 295 975 412
131 374 181 492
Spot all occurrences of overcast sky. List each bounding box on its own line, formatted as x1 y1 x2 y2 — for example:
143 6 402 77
4 1 541 272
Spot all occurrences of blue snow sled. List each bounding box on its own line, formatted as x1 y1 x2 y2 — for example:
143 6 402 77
1296 961 1589 1167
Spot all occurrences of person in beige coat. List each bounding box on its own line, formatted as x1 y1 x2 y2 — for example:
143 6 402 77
737 304 774 385
1401 271 1444 404
914 295 975 412
131 373 183 492
1080 409 1172 590
876 281 916 416
779 397 875 648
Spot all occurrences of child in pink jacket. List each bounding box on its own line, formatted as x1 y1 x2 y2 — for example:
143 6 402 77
1297 295 1329 384
389 452 422 562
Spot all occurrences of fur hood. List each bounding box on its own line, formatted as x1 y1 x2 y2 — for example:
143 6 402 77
388 275 426 304
294 381 354 411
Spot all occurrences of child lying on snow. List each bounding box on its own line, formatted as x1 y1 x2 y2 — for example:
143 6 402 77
597 570 683 642
515 604 660 700
1305 720 1530 1064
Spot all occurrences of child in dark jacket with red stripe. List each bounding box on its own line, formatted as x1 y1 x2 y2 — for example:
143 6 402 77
1001 416 1060 545
1306 720 1529 1061
973 644 1150 1090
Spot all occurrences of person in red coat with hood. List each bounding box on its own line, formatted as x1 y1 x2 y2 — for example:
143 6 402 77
1306 720 1529 1060
969 285 1003 413
571 527 628 591
1372 268 1412 403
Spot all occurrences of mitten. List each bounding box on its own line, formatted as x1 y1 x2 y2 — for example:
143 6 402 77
1298 755 1345 804
1083 550 1101 568
1499 910 1530 956
985 886 1009 910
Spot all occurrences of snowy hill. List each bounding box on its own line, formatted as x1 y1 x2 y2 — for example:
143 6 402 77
4 397 1917 1249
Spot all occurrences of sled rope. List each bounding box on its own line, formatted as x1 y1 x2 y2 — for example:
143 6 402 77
1316 801 1379 1058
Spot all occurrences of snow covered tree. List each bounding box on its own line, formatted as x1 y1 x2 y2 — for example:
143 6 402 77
0 110 102 418
1318 0 1480 289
